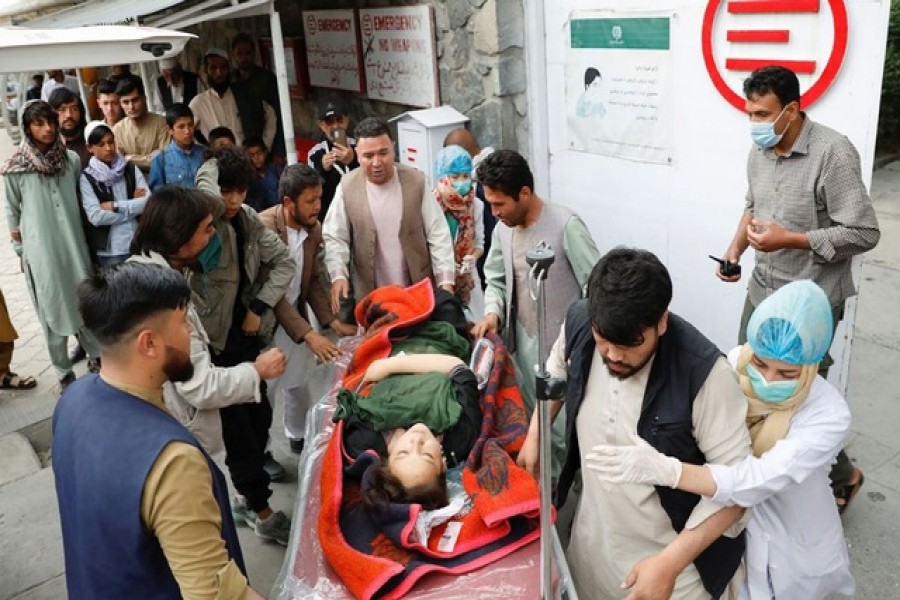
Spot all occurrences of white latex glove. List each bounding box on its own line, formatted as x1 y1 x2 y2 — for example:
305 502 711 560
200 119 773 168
584 431 683 488
458 254 477 275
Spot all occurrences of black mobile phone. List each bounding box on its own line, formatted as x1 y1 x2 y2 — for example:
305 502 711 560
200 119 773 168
709 255 741 277
331 127 348 148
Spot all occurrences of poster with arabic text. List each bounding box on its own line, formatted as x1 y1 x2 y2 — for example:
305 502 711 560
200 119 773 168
566 12 674 164
303 10 365 92
359 5 440 107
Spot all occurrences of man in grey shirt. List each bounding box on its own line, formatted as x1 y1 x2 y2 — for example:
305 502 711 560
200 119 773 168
717 65 880 512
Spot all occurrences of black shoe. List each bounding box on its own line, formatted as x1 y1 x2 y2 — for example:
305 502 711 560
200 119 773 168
87 358 101 374
289 438 305 455
263 452 285 481
59 371 76 395
69 343 87 364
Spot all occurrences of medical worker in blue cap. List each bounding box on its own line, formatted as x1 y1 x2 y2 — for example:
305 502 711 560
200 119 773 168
586 280 854 599
432 144 485 318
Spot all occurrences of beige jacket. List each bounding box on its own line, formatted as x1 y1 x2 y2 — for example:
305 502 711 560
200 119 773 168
127 251 260 464
258 205 336 342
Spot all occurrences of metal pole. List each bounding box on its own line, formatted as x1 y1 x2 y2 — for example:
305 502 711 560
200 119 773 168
0 74 11 140
74 68 88 107
526 241 564 600
537 275 553 599
269 2 298 165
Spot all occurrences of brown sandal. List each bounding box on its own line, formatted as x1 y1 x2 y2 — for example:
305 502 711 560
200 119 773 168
0 371 37 390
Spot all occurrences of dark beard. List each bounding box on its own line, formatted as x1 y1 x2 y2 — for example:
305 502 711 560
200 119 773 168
60 124 81 139
163 345 194 383
211 81 230 95
603 341 658 380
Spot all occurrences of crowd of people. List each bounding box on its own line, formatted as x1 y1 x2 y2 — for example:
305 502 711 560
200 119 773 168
0 57 881 599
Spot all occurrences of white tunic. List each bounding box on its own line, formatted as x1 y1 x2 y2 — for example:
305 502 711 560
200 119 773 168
707 349 854 599
548 328 751 599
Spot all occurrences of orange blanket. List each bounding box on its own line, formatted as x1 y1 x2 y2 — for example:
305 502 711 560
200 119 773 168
319 328 545 600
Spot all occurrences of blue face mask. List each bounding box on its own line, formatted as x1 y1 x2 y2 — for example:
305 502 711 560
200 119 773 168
195 232 222 273
451 178 472 197
746 364 798 403
749 105 788 148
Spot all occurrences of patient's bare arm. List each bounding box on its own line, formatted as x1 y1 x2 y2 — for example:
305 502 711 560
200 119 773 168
363 354 465 383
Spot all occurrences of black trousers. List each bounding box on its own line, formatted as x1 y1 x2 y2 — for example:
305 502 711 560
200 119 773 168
213 330 273 512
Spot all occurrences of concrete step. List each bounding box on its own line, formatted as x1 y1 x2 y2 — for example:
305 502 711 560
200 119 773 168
0 432 41 486
0 468 64 599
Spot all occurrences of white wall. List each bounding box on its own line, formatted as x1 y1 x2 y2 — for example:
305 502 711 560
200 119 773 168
538 0 891 391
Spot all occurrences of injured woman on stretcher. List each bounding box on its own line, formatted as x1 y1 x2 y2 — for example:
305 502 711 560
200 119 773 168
273 279 556 600
338 351 481 511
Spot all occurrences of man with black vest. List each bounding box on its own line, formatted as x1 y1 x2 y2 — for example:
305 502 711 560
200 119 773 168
519 248 750 599
53 262 264 599
155 55 200 112
322 117 455 314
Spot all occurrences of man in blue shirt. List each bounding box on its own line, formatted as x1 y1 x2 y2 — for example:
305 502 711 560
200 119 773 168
149 103 206 190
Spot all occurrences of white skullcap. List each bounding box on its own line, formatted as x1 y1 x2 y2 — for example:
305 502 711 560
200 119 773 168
84 120 112 143
204 48 229 61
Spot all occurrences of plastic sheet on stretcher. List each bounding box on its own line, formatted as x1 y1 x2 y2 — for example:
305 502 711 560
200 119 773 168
271 337 578 599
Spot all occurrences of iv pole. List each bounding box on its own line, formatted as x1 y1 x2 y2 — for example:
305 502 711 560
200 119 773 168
526 241 567 599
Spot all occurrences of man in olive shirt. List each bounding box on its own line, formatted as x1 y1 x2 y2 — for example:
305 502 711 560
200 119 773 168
717 65 880 511
53 263 264 599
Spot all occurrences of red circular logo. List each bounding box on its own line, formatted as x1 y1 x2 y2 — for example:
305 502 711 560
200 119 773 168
702 0 848 111
306 14 317 36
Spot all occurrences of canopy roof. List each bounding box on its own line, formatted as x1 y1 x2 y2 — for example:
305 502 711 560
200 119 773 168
19 0 272 30
23 0 182 28
0 25 195 72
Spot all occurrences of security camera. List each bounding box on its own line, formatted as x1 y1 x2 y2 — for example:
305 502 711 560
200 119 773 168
141 42 173 58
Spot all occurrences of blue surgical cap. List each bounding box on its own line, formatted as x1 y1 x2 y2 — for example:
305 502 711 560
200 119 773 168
434 144 472 180
747 280 833 365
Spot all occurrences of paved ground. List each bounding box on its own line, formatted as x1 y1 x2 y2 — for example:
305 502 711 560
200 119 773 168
0 129 295 599
0 126 898 598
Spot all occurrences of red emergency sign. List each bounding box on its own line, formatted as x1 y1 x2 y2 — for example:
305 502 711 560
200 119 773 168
702 0 848 111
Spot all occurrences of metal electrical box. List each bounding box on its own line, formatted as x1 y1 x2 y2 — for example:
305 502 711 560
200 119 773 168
390 105 469 187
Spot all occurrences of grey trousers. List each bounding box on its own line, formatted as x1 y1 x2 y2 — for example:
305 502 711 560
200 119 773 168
38 318 99 380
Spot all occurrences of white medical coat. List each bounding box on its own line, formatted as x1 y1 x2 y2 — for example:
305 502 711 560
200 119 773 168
707 349 855 599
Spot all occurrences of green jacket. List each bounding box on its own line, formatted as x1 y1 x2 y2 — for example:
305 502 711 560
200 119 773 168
188 203 294 352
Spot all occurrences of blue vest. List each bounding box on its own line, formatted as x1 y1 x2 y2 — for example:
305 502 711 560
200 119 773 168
556 300 745 599
52 375 245 599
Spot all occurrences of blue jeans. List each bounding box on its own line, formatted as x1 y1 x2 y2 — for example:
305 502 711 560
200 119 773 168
97 254 129 267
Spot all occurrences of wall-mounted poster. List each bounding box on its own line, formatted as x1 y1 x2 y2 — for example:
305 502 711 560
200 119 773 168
302 9 365 92
259 37 309 99
566 12 674 164
358 5 439 108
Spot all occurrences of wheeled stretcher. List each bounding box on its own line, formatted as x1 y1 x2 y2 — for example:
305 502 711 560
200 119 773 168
270 336 577 599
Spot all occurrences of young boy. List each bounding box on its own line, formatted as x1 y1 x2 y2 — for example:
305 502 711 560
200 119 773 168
208 126 237 151
193 146 295 544
244 137 283 212
148 103 206 190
